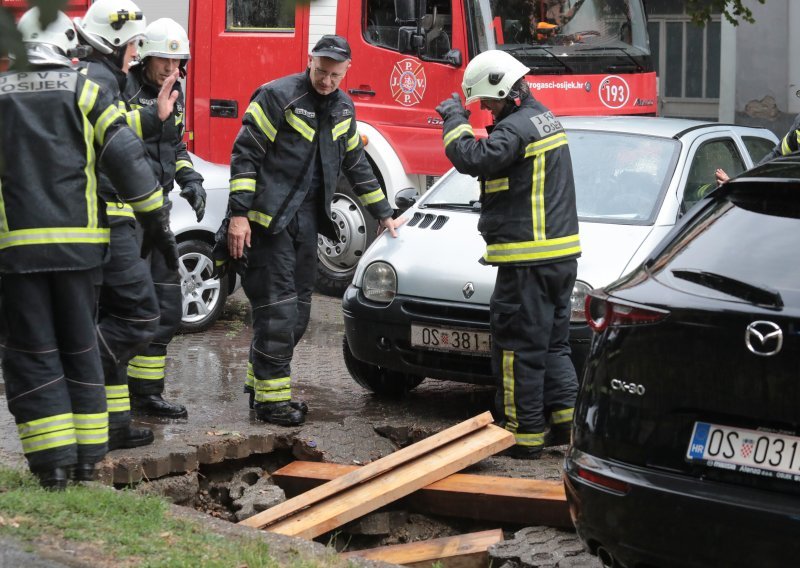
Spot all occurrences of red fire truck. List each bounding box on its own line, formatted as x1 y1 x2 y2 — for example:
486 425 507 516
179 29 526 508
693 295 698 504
2 0 657 295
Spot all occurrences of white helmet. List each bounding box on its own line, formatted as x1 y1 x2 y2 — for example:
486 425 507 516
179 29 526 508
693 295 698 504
18 8 78 55
139 18 190 60
74 0 146 55
461 50 530 104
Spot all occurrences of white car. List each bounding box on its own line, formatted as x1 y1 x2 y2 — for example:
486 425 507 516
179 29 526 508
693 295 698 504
342 116 779 395
169 153 235 332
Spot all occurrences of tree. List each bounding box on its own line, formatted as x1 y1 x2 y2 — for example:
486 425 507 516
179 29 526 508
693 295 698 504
684 0 767 27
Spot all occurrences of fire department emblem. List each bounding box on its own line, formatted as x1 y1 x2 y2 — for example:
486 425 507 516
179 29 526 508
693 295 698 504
390 58 427 107
168 39 180 52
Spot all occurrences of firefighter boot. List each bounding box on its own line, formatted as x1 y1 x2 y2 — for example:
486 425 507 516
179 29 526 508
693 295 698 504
72 463 96 482
544 424 572 447
33 466 70 491
246 387 308 415
254 401 305 426
109 425 155 450
132 393 188 419
502 445 544 460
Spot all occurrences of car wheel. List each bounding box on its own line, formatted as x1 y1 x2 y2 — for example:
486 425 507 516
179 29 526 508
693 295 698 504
177 239 229 333
342 336 424 396
316 176 380 297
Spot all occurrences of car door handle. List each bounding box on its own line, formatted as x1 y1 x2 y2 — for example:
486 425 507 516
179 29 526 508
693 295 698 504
348 88 376 97
210 99 239 118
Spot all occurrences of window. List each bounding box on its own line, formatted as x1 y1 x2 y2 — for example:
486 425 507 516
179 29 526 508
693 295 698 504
364 0 453 60
743 136 777 166
227 0 295 32
682 139 745 213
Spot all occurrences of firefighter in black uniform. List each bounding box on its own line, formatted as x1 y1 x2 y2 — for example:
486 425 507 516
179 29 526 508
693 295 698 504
226 35 405 426
124 18 206 419
74 0 179 448
0 8 177 488
436 50 581 459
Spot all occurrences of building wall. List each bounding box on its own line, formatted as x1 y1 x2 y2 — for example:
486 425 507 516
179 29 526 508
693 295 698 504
732 0 794 135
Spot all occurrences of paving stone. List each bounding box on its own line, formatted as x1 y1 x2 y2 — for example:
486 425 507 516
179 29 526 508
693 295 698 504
488 526 601 568
136 472 199 505
232 477 286 522
344 511 410 536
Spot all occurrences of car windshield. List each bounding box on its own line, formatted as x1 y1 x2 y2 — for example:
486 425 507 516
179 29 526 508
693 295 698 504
420 129 679 225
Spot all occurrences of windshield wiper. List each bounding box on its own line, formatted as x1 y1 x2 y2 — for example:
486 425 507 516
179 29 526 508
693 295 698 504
573 46 643 72
501 46 572 73
671 269 783 308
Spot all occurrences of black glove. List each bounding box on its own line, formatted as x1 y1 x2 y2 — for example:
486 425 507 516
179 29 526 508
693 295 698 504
436 92 469 122
211 217 248 279
137 204 179 271
180 181 206 222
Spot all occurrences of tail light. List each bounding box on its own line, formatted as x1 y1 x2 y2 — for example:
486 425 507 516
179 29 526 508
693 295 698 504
585 292 669 333
576 466 630 494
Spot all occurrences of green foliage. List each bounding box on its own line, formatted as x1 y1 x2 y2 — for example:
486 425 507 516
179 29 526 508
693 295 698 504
685 0 767 27
0 466 340 567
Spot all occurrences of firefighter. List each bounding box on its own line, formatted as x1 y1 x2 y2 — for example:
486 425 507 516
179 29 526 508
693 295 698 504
435 50 581 459
226 35 405 426
74 0 178 448
0 8 177 488
123 18 206 419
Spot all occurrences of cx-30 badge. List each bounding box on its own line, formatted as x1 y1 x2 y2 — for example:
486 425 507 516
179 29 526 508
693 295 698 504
745 321 783 356
462 282 475 299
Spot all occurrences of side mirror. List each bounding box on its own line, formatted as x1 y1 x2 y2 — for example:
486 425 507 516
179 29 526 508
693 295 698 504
394 0 420 22
443 48 462 67
394 187 418 212
398 26 425 54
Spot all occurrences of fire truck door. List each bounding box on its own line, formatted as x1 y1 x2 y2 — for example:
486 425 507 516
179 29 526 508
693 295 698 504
192 0 310 163
344 0 465 176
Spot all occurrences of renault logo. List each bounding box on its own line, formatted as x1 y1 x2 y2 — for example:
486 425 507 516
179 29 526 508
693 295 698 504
745 321 783 357
462 282 475 300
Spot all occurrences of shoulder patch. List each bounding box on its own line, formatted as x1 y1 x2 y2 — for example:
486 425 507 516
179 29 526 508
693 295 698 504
530 111 563 138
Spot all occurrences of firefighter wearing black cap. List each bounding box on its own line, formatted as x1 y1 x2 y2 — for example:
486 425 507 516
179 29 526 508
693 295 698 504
0 8 177 489
436 50 581 459
123 18 206 419
226 35 405 426
74 0 181 448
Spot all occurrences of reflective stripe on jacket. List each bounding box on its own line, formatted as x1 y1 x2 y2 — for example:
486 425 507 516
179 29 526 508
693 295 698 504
442 97 581 266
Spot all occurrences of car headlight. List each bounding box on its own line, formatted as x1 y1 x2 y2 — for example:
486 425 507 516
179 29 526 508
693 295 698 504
570 280 593 323
362 262 397 303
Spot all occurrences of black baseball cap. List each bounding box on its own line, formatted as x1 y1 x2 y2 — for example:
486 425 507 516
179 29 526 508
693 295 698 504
310 35 351 62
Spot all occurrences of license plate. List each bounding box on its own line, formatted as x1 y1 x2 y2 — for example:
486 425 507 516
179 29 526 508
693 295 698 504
687 422 800 482
410 323 491 356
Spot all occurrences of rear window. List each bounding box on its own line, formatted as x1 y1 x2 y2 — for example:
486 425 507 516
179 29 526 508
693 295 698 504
650 182 800 301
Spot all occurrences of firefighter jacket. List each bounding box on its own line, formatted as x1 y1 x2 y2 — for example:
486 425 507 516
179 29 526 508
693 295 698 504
124 64 204 193
0 63 165 273
77 56 163 224
442 97 581 266
758 113 800 165
228 71 392 239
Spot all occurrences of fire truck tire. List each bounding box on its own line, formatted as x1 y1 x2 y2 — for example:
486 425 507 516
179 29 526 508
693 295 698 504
342 336 425 397
315 175 380 297
177 239 229 334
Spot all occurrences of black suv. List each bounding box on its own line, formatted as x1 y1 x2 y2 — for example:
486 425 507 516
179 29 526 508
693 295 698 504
564 156 800 568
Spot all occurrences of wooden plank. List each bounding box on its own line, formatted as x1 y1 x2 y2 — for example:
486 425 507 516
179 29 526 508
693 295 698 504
273 461 571 528
239 411 494 529
340 528 504 568
267 424 514 538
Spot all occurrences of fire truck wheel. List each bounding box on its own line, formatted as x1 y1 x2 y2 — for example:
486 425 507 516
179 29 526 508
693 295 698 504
342 336 425 397
177 239 230 333
316 176 380 297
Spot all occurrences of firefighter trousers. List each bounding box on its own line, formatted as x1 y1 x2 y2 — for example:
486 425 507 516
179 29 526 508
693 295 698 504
1 269 107 471
243 201 317 405
491 259 578 449
97 220 160 432
127 225 182 397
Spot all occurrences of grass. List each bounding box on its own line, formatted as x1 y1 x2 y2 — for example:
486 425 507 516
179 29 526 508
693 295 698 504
0 466 352 568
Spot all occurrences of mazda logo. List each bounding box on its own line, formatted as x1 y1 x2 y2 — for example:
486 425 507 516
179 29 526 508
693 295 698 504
745 321 783 357
462 282 475 299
